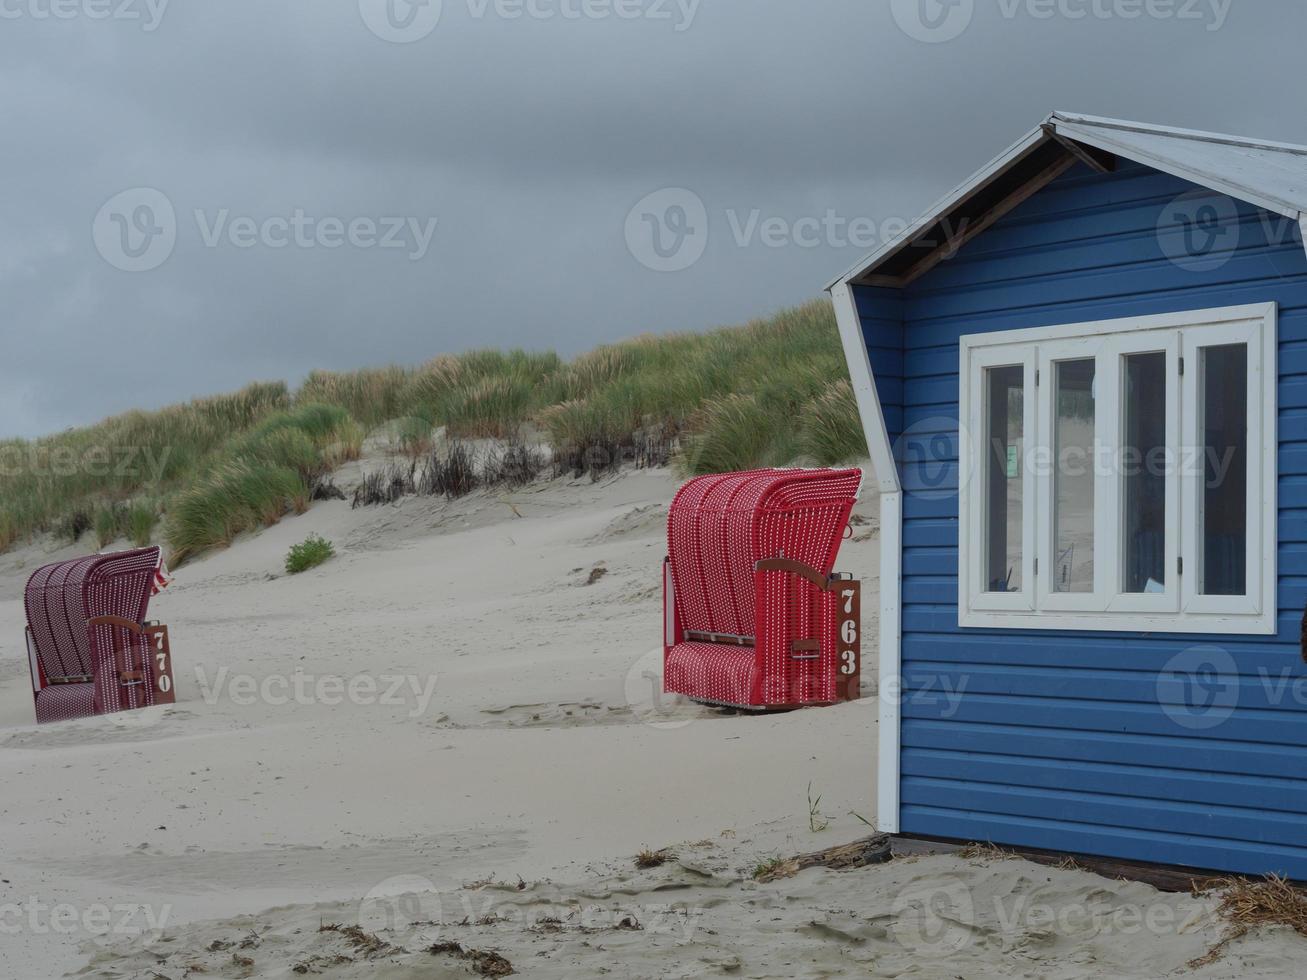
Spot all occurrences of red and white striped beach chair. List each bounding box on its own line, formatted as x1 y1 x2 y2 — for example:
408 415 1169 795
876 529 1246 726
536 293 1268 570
23 546 176 724
663 468 864 710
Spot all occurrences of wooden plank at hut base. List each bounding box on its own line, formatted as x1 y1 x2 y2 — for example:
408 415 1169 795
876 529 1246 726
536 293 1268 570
755 835 891 882
890 835 1307 893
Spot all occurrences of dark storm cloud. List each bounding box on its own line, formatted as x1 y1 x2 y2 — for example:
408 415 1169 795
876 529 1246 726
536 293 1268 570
1 0 1303 436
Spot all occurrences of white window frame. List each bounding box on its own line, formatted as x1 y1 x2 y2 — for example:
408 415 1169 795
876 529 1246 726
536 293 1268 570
958 303 1277 635
963 346 1036 613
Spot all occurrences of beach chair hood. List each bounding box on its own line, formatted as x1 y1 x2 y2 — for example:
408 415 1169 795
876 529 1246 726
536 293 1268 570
24 545 175 723
664 468 863 708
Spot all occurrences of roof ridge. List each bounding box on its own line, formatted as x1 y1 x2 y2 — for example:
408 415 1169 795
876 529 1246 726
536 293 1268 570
827 111 1307 291
1050 111 1307 158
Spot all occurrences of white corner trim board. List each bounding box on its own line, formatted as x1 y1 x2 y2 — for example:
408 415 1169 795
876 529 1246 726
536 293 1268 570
829 282 902 834
876 491 902 834
830 283 900 496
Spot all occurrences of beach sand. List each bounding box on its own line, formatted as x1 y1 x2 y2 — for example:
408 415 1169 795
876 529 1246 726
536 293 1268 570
0 464 1302 978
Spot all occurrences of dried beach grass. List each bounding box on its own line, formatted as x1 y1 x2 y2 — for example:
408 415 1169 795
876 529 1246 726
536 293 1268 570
1189 875 1307 968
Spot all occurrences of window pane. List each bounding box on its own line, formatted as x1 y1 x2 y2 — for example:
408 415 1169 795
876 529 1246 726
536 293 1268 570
1123 352 1167 593
984 365 1024 593
1054 359 1096 593
1201 344 1248 596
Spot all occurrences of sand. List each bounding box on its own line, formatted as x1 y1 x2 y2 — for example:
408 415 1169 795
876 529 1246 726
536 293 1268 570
0 463 1303 978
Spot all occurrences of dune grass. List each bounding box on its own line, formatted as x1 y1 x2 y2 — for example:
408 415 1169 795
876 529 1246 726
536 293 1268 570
165 404 363 562
0 299 867 562
0 381 290 552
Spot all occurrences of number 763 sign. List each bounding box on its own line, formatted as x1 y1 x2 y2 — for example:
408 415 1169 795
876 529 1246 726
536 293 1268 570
835 580 861 701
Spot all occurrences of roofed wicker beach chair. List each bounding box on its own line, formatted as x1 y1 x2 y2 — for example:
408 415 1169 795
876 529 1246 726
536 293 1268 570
663 468 864 710
24 545 176 724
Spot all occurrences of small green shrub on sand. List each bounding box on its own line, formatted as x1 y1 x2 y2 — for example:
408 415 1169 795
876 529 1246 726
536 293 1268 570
285 534 335 574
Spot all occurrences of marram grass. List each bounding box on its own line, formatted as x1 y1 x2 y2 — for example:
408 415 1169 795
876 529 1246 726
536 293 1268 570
0 299 868 562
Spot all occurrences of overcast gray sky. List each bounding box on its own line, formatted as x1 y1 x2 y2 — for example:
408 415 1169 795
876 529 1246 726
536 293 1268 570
2 0 1302 438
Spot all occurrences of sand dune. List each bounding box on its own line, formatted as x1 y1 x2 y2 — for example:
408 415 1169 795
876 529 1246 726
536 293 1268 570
0 465 1302 978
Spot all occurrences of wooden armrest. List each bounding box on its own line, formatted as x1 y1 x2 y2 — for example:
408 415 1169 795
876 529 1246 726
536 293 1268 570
754 558 832 589
87 615 146 634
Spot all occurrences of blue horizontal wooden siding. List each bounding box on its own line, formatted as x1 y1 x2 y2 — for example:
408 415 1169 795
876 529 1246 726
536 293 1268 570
855 286 905 447
858 159 1307 878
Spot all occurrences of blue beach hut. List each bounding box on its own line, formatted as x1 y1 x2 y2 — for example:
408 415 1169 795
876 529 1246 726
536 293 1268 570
829 112 1307 878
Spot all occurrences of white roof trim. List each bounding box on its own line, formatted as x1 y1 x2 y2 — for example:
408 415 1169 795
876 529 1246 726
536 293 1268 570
829 111 1307 290
1053 120 1303 220
821 125 1047 291
1048 111 1307 156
